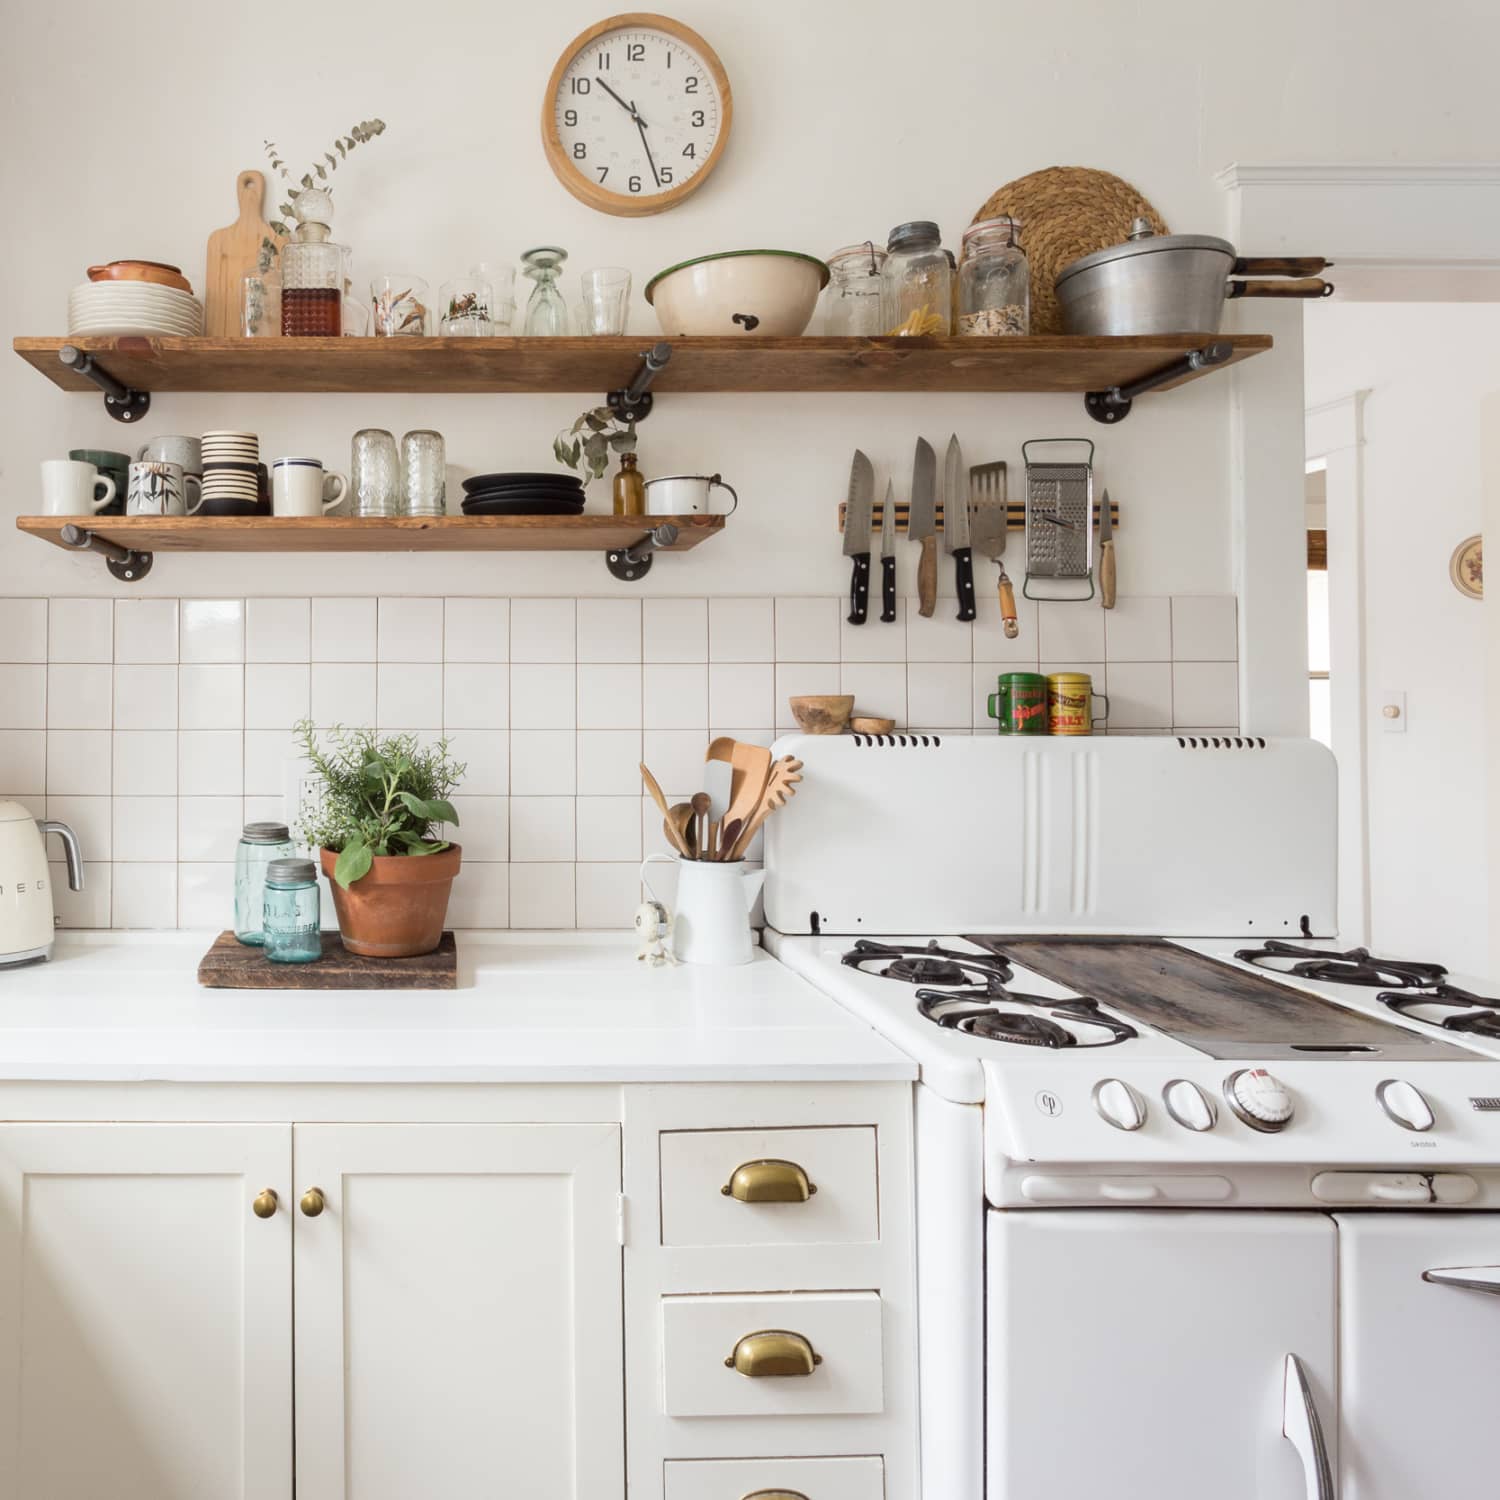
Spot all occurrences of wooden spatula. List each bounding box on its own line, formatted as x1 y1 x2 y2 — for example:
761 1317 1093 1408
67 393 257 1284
726 756 803 861
707 737 775 835
204 169 285 336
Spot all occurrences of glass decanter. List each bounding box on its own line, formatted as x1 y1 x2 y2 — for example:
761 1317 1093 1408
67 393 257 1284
521 246 569 337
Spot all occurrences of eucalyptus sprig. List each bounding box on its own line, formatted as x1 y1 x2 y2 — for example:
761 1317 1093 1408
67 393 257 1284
294 721 463 890
257 118 387 270
554 405 638 481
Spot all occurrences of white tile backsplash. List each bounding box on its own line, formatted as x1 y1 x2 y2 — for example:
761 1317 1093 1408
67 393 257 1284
10 591 1237 930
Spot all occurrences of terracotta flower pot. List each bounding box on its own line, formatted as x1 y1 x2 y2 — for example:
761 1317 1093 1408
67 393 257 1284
319 844 462 958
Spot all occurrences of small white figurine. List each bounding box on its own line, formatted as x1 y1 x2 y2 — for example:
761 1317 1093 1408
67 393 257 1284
634 900 678 966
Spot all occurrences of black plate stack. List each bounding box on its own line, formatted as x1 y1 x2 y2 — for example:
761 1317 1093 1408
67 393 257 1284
461 472 586 516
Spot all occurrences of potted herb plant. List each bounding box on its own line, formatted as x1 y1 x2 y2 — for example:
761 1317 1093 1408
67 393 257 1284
295 722 464 958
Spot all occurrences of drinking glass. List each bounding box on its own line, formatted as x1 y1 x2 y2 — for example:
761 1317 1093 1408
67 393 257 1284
575 266 631 335
521 246 568 336
242 273 281 337
401 430 446 517
370 275 430 336
439 276 495 336
351 429 400 518
469 263 516 331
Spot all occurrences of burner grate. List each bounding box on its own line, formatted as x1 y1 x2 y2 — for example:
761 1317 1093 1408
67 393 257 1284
1235 941 1447 990
1380 987 1500 1039
917 988 1137 1049
843 939 1012 998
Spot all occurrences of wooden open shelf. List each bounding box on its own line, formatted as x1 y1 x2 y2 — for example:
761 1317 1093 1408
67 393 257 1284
13 333 1272 396
16 513 722 555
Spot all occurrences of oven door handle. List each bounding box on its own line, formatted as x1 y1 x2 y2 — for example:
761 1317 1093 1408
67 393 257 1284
1282 1353 1334 1500
1423 1264 1500 1294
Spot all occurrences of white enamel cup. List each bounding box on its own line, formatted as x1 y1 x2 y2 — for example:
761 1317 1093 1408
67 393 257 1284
643 473 739 516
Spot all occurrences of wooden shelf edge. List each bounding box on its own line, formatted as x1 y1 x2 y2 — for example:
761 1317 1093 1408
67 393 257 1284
15 513 723 554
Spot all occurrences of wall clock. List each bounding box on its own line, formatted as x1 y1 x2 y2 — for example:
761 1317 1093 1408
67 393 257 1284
542 13 732 217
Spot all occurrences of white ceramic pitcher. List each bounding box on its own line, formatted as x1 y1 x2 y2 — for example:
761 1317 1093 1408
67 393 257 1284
641 854 765 966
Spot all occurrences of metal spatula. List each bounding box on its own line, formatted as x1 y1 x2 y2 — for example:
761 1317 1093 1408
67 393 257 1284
970 460 1018 638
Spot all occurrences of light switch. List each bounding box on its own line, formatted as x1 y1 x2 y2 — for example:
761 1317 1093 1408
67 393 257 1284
1380 690 1406 733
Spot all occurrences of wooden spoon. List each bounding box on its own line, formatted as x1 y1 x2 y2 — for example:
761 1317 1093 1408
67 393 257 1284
727 756 803 861
665 802 696 859
640 762 671 817
716 818 743 861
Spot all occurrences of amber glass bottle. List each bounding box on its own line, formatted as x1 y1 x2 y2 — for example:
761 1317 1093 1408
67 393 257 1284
613 451 645 516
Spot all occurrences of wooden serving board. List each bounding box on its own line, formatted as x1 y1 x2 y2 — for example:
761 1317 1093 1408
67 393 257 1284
197 930 458 989
203 170 284 337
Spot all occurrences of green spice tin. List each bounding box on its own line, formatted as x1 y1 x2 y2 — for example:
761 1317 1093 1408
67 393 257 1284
987 672 1049 735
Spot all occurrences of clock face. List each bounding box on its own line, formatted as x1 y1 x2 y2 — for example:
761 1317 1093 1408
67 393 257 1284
543 14 731 216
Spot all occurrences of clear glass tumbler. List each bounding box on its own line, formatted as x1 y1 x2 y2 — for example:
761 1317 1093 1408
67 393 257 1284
575 266 631 335
401 429 446 517
263 858 322 964
242 273 281 337
351 428 400 518
370 275 430 336
439 276 495 336
234 821 295 944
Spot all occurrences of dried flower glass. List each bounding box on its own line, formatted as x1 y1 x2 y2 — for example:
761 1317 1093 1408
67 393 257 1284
371 275 430 337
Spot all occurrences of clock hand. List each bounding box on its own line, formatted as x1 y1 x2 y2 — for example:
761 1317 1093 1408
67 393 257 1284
595 75 646 126
634 114 662 187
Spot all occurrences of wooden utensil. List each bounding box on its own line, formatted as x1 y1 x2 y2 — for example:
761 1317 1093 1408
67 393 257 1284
640 762 671 817
716 817 743 859
727 756 803 861
708 737 775 834
204 169 285 337
667 802 698 860
691 792 712 859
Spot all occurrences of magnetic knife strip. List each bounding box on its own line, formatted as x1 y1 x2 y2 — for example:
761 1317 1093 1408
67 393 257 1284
837 498 1121 533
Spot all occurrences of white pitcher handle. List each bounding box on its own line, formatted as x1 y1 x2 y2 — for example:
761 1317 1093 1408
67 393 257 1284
640 852 676 905
707 474 739 515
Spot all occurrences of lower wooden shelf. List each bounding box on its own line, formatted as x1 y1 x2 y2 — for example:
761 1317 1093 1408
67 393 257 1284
16 513 722 554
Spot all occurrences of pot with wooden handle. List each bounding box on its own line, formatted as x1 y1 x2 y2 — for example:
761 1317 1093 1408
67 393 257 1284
1056 219 1334 336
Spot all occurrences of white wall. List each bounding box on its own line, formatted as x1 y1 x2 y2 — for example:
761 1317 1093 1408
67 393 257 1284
1304 303 1496 974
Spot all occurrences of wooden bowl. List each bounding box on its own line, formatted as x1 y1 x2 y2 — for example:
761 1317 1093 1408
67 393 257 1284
850 716 896 735
790 694 854 735
88 260 194 293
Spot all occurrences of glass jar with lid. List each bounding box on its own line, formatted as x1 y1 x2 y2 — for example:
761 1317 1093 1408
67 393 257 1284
880 221 953 336
823 242 887 335
234 821 295 945
279 189 343 336
263 858 322 964
958 216 1030 336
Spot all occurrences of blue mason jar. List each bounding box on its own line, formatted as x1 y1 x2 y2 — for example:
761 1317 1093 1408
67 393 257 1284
235 822 295 945
262 858 323 964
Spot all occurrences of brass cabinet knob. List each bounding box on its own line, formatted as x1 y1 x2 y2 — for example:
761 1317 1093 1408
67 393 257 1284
252 1189 278 1219
724 1329 822 1377
742 1491 811 1500
299 1187 326 1218
720 1159 817 1203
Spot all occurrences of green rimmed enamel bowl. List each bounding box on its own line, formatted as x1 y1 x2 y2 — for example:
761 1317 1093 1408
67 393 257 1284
644 250 830 336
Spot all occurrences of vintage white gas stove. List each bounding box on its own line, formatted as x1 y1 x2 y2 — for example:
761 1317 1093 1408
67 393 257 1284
763 734 1500 1500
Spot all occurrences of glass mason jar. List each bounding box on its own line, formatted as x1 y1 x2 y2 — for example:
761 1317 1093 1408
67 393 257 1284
881 221 953 336
234 821 295 945
400 429 446 517
823 242 887 335
263 858 322 964
351 428 400 518
280 190 342 337
958 216 1030 336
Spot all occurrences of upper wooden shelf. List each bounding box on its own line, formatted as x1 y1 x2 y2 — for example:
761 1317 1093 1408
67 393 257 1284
13 333 1272 397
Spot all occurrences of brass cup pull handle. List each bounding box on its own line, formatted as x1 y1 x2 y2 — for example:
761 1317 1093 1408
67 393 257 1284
743 1492 811 1500
720 1159 817 1203
252 1188 278 1219
299 1187 326 1218
724 1329 822 1378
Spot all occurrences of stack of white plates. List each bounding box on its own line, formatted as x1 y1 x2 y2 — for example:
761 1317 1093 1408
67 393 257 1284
68 281 203 337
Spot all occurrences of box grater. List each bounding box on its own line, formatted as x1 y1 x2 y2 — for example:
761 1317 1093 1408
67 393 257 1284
1022 438 1095 599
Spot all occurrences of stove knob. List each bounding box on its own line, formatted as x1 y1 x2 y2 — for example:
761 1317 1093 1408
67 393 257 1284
1093 1078 1147 1132
1225 1069 1294 1132
1163 1079 1217 1132
1376 1078 1434 1132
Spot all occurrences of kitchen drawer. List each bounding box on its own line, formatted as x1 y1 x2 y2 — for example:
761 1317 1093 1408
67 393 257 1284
659 1127 878 1248
661 1291 884 1417
664 1455 884 1499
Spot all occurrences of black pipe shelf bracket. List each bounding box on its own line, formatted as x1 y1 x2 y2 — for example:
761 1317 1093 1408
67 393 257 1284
607 341 672 424
1084 340 1234 424
58 344 152 424
605 523 679 582
59 524 153 583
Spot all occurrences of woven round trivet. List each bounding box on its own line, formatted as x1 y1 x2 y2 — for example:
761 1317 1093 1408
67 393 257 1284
972 167 1169 334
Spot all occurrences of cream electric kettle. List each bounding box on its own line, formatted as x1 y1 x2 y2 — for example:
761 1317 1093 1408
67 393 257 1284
0 801 83 967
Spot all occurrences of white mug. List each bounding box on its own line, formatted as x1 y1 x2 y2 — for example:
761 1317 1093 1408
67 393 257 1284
272 459 348 517
127 460 203 516
640 853 765 966
643 473 739 516
41 459 115 516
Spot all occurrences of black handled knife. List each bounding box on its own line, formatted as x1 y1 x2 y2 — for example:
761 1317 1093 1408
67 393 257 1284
845 449 875 625
879 478 897 622
943 434 976 622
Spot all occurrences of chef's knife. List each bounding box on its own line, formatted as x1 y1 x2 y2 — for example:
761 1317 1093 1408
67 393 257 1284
943 434 976 622
879 477 897 622
970 462 1019 639
909 437 938 618
1098 487 1116 609
844 449 875 625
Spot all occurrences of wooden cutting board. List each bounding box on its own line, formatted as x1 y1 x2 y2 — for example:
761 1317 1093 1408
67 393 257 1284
197 930 458 989
203 169 285 337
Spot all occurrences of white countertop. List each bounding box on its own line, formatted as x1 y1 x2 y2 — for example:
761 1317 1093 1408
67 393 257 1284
0 932 916 1085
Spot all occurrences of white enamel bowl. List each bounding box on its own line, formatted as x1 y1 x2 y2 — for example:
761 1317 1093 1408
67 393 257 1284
644 250 829 337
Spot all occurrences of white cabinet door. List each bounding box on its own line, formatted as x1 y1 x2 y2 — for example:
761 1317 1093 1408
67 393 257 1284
0 1123 292 1500
988 1210 1336 1500
1336 1213 1500 1499
293 1123 623 1500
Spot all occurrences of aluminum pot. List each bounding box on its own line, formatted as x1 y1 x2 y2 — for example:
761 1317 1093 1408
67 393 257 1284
1055 219 1332 336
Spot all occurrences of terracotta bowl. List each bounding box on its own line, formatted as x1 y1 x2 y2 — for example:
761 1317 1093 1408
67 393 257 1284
88 260 194 293
790 694 854 735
